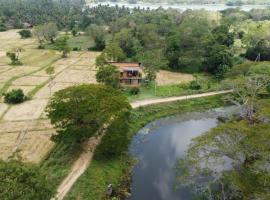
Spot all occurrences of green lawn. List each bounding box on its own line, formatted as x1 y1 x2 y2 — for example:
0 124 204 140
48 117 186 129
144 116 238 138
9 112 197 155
45 35 94 51
125 75 223 102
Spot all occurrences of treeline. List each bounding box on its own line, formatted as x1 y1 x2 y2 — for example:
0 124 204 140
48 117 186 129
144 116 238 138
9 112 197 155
93 0 270 5
93 7 270 78
2 1 270 77
0 0 85 29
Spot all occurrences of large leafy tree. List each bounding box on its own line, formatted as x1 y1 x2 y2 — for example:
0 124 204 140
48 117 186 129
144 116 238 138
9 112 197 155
204 44 233 79
203 24 234 78
165 17 212 72
55 36 71 58
114 28 142 58
0 160 54 200
46 84 130 143
86 24 106 51
137 49 168 82
96 65 120 88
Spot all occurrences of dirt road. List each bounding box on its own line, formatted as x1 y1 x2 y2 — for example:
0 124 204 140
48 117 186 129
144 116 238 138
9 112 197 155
54 90 232 200
131 90 232 108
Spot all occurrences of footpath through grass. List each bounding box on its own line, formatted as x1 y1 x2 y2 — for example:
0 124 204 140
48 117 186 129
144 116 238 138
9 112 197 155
55 95 226 200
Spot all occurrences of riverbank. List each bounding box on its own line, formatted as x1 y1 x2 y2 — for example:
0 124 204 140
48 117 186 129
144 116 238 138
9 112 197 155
63 94 227 200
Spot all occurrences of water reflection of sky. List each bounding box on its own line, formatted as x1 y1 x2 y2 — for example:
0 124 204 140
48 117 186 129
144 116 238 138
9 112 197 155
127 109 231 200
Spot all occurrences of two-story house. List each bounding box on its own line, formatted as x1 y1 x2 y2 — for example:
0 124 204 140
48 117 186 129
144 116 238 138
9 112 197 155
109 62 143 86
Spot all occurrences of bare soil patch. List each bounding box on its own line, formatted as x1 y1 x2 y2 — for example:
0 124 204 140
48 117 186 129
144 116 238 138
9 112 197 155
12 75 49 86
0 66 37 83
3 99 48 121
54 69 96 83
0 103 9 117
156 70 194 86
0 132 20 160
8 85 35 95
19 130 55 163
0 119 52 134
34 82 75 99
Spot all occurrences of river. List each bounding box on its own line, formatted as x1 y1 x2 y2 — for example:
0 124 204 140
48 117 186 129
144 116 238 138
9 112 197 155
88 2 268 11
126 107 235 200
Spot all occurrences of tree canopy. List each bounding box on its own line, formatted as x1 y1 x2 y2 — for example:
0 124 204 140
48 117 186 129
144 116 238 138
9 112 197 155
0 160 54 200
46 84 131 143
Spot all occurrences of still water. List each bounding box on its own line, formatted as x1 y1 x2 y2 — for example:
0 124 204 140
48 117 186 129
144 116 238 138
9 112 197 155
126 107 234 200
88 2 268 11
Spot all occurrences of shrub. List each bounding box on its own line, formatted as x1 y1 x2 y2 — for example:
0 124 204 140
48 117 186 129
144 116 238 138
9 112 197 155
267 83 270 94
189 80 202 90
18 29 32 38
6 52 22 65
0 26 6 32
71 28 78 36
0 160 54 200
96 65 120 88
129 87 140 95
4 89 26 104
72 47 81 51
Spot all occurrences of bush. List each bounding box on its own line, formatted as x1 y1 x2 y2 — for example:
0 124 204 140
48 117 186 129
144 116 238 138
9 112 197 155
0 26 6 32
189 80 202 90
72 47 81 51
4 89 26 104
6 52 22 65
0 160 54 200
129 87 140 95
18 29 32 38
267 83 270 94
97 111 130 157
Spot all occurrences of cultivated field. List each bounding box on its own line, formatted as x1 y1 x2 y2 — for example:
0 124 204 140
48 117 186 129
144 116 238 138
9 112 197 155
0 30 99 163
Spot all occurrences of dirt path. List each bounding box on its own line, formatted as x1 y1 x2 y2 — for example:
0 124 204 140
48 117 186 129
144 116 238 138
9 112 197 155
131 90 232 108
53 90 232 200
54 135 104 200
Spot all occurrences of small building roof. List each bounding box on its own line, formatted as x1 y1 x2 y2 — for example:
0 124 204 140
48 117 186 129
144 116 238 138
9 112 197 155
109 62 140 67
109 62 142 72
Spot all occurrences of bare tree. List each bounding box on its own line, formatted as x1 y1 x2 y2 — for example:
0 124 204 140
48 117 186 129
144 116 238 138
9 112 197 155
225 75 270 122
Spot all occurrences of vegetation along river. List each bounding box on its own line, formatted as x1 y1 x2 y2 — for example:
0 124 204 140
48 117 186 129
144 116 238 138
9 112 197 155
126 107 236 200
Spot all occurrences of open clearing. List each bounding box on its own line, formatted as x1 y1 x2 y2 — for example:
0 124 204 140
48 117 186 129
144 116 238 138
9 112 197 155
156 70 194 85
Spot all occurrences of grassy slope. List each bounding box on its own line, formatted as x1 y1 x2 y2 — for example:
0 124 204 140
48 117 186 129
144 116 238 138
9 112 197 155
63 95 226 200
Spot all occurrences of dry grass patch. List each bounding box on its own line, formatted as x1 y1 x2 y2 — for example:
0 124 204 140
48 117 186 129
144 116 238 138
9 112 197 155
34 82 76 99
0 129 55 163
12 76 49 86
19 130 55 163
156 70 194 86
0 103 9 117
8 85 35 95
0 66 12 73
0 66 37 82
0 132 20 160
0 29 36 50
54 69 96 83
3 99 48 121
0 119 52 134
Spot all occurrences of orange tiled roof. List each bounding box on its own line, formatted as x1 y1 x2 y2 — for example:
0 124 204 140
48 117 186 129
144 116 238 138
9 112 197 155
109 62 140 68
